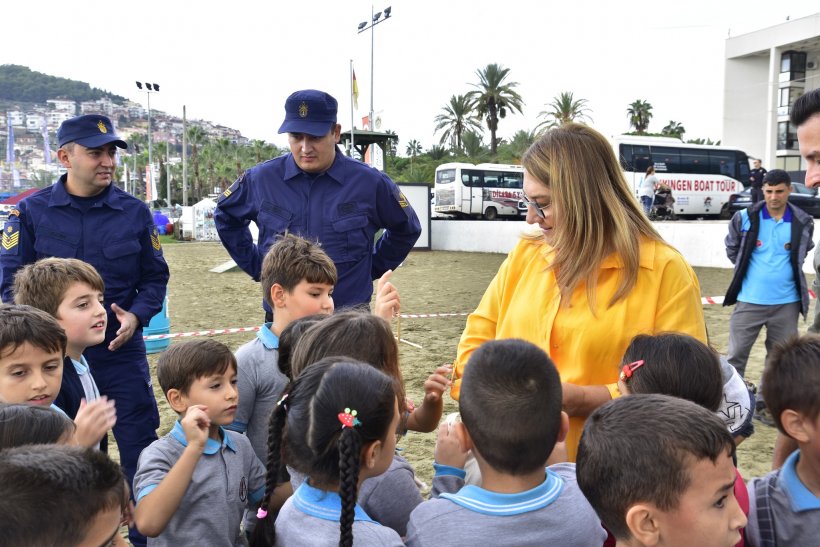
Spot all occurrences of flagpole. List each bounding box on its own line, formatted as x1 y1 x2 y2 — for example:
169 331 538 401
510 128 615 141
349 59 356 158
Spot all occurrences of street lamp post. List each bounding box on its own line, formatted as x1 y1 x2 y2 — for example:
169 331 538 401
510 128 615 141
357 6 392 132
135 81 160 201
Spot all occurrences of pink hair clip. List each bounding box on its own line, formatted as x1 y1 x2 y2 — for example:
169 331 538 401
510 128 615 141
619 360 646 382
338 407 361 429
257 507 268 519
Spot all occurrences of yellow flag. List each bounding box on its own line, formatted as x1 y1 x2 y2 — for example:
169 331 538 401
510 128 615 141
352 69 359 110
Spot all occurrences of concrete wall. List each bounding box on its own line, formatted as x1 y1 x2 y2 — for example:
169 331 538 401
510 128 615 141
430 220 815 274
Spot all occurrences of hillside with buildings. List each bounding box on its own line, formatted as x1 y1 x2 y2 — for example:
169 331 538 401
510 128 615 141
1 65 252 196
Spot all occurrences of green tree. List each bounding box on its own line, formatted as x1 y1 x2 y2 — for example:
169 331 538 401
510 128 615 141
462 130 490 162
405 139 422 158
467 63 524 155
686 137 721 145
536 91 592 133
500 129 538 163
661 120 686 140
426 145 448 161
627 99 653 134
434 94 481 152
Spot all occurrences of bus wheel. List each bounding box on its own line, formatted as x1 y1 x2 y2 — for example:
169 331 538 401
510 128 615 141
483 207 498 220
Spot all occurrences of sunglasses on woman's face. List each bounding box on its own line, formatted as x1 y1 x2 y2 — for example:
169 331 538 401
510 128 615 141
521 194 551 219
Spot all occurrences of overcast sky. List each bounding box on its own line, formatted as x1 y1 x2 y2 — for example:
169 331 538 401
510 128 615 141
3 1 818 152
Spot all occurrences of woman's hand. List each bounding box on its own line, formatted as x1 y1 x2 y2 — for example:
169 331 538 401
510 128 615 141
561 383 612 417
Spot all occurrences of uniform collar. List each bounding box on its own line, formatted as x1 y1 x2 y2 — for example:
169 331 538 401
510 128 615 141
439 468 565 516
49 174 124 211
292 481 375 523
283 148 345 185
599 237 657 270
257 322 280 350
170 420 236 454
69 354 90 376
780 450 820 512
762 204 792 222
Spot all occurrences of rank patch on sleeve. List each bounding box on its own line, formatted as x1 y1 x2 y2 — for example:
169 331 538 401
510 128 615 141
151 228 162 251
2 225 19 253
397 191 409 208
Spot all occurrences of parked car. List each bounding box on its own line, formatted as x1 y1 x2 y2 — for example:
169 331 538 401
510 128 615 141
721 182 820 219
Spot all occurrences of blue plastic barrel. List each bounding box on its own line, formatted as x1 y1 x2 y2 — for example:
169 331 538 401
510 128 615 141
144 293 170 354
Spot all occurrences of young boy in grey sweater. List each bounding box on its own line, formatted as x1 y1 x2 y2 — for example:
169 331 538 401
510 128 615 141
405 339 606 546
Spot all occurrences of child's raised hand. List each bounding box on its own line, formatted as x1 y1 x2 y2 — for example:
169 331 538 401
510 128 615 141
434 420 468 469
180 405 211 451
73 396 117 448
374 270 400 322
423 364 453 404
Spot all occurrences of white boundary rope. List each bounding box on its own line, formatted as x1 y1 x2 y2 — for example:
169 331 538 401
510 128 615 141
144 291 818 342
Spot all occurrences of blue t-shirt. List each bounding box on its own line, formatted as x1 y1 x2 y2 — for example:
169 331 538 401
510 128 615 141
738 206 799 305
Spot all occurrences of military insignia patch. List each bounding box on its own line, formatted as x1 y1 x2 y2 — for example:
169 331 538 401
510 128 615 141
298 101 309 118
222 188 232 198
397 191 409 208
151 228 162 251
2 225 19 251
97 120 107 134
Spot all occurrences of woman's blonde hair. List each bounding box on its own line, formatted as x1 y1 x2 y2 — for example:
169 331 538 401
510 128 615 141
522 123 662 311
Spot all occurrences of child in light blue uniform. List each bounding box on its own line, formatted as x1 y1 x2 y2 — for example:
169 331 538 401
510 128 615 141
252 358 403 546
288 311 452 536
405 339 606 546
133 340 265 546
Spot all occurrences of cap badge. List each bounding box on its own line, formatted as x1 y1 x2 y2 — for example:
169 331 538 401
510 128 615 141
97 120 107 134
298 102 309 118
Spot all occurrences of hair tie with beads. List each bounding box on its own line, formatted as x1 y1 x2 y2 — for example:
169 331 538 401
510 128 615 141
338 407 361 429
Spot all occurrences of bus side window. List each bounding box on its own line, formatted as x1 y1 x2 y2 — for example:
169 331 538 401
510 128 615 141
619 145 634 170
709 152 735 178
484 173 500 188
651 147 681 173
634 155 652 173
463 170 481 187
680 151 710 175
505 172 523 189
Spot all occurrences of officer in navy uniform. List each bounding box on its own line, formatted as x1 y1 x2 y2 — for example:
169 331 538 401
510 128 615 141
215 89 421 318
0 115 169 547
749 158 767 204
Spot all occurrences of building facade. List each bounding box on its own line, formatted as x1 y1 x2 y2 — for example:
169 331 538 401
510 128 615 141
724 13 820 179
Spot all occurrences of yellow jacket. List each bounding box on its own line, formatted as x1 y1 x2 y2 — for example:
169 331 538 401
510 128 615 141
453 237 707 461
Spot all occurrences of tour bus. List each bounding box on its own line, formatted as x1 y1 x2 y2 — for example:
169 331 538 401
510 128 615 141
612 135 751 217
434 162 524 220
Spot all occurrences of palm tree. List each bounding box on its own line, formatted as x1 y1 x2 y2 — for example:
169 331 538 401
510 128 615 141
462 130 490 162
467 63 524 155
661 120 686 140
506 129 538 163
406 139 422 158
434 94 481 152
535 91 592 133
626 100 653 134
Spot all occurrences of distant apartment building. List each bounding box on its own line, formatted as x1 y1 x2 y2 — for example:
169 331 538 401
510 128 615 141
80 98 115 116
46 99 76 114
25 112 46 132
723 13 820 176
47 111 72 127
6 111 25 126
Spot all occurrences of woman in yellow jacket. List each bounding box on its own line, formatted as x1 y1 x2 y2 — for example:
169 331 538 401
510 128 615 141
452 124 707 461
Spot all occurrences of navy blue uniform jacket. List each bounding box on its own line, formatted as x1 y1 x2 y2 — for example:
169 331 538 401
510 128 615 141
214 149 421 309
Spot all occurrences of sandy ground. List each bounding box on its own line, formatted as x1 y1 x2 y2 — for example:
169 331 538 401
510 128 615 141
110 241 816 491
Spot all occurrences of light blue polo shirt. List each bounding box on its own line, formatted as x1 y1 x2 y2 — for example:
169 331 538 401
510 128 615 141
226 322 288 464
780 450 820 512
405 463 607 546
274 481 404 546
738 206 799 305
70 355 101 402
133 421 265 546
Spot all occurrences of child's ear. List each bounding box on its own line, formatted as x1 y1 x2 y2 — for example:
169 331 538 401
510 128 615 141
780 409 810 442
270 284 287 308
361 439 383 469
453 420 474 452
166 388 188 414
557 411 569 443
625 504 660 546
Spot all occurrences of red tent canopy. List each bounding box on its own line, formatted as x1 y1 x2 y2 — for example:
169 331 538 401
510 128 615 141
1 188 39 205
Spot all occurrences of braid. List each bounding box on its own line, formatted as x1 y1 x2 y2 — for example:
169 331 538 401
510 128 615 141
249 402 287 547
337 428 362 547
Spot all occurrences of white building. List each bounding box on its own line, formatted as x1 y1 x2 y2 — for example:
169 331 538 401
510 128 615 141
6 111 24 126
46 99 76 114
723 13 820 175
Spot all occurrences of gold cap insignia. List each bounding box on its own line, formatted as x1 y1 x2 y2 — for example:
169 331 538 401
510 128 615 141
298 102 309 118
97 120 108 134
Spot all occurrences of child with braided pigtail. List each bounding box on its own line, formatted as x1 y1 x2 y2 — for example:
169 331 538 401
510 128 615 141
251 357 403 547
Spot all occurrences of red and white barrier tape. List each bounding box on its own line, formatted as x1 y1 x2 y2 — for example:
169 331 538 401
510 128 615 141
144 293 818 342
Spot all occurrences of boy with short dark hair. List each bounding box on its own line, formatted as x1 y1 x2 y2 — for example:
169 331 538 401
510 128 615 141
745 334 820 546
133 339 265 546
0 444 129 547
405 339 606 546
14 257 116 449
576 394 747 547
